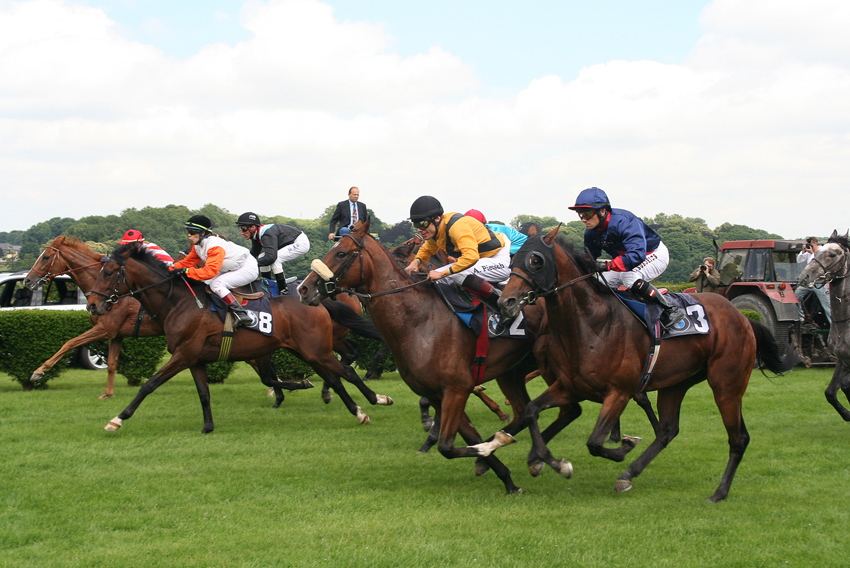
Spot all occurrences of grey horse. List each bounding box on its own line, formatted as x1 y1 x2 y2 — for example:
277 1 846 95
797 230 850 420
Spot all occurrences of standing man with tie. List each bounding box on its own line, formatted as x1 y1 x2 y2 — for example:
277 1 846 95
328 186 367 240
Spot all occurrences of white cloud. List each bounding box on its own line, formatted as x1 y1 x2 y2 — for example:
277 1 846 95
2 0 850 241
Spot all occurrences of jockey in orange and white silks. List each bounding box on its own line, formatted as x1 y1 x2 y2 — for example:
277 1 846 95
170 214 258 328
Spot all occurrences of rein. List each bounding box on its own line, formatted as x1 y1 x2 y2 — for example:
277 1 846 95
511 269 596 305
316 233 431 300
88 264 176 320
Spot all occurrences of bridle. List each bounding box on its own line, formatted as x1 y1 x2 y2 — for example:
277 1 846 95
29 245 103 286
87 262 176 320
314 233 430 300
809 245 850 287
509 265 596 308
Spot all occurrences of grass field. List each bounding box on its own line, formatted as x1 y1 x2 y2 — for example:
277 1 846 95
1 363 848 567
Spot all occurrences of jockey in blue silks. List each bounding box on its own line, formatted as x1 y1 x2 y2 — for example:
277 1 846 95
570 187 686 330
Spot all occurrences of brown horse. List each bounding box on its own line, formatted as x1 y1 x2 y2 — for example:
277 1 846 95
487 227 789 501
86 243 393 433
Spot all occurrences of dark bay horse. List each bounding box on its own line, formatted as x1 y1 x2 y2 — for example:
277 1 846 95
488 227 789 502
797 230 850 420
86 243 393 433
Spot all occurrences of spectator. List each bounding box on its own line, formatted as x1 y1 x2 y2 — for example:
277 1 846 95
688 257 721 293
329 186 367 240
796 237 831 323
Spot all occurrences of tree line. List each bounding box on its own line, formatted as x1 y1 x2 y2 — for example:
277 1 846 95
0 204 783 283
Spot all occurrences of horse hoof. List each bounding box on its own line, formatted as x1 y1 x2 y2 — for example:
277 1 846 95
30 373 44 383
376 394 393 406
500 414 511 423
98 393 114 400
615 479 632 493
622 435 642 446
322 392 333 404
302 379 315 389
202 426 214 434
104 417 122 431
507 486 523 495
267 387 275 398
528 460 545 477
475 460 491 477
556 459 573 479
356 407 370 424
422 418 434 432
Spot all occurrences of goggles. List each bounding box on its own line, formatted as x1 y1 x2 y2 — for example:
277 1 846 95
413 218 432 230
187 229 202 236
239 226 252 233
576 209 597 220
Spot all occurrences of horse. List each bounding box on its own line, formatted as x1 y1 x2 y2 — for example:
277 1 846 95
797 230 850 421
86 243 393 433
484 226 789 502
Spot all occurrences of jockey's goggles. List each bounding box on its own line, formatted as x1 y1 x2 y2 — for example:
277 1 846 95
576 209 597 220
412 218 433 230
187 229 202 236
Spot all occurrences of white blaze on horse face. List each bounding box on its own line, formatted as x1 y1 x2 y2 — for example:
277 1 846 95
310 259 335 282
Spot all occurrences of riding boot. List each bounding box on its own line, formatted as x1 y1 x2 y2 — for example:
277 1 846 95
275 275 289 296
461 274 501 310
630 279 686 330
223 293 253 328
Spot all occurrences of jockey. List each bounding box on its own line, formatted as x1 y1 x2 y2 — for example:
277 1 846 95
235 212 310 295
404 196 511 306
119 229 174 263
464 209 528 255
170 215 259 328
569 187 686 330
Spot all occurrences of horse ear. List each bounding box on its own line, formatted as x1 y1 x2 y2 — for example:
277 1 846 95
543 224 562 245
830 229 839 240
359 216 371 233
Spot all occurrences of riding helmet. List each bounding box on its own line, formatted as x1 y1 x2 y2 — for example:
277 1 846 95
184 215 213 233
568 187 611 211
410 196 443 221
464 209 487 224
236 212 262 226
120 229 145 244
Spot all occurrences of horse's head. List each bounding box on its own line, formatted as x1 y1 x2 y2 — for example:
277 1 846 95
389 234 423 266
499 226 562 318
798 230 850 288
300 217 375 306
24 235 104 290
87 245 135 316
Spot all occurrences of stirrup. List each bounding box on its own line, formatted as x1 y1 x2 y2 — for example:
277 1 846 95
661 307 686 330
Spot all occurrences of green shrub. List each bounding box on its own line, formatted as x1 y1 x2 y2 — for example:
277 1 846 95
270 349 315 381
206 360 235 384
116 336 168 385
0 310 92 389
739 309 762 322
352 336 396 378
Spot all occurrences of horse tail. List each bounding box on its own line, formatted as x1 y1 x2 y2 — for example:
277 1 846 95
321 298 384 341
749 319 795 375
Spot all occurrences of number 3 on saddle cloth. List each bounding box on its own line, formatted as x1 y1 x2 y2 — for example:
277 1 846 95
616 290 711 392
433 284 528 386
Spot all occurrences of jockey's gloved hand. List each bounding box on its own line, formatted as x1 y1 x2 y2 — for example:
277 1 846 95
595 259 611 272
172 267 187 276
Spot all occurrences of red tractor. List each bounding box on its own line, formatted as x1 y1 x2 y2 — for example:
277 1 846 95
687 239 834 366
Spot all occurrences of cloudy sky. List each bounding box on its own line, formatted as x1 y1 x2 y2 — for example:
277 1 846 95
1 0 848 239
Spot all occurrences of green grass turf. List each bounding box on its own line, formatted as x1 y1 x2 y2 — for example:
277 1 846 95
1 364 848 567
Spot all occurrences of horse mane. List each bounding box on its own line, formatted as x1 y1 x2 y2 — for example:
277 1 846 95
828 233 850 250
50 235 103 261
551 238 609 294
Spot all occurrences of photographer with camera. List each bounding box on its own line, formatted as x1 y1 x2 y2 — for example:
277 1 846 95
796 236 831 323
688 256 721 293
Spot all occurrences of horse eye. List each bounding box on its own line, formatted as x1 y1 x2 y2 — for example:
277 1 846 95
527 253 544 271
335 251 347 258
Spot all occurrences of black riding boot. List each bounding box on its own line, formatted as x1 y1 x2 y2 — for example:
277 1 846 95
275 275 289 295
223 293 254 328
631 279 686 330
461 274 501 310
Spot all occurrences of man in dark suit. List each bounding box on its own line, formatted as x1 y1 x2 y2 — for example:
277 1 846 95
328 186 367 240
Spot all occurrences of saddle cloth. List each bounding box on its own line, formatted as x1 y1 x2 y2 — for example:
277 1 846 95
209 292 274 336
434 284 527 339
616 291 710 339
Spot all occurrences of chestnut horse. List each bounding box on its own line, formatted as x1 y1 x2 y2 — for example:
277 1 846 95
797 230 850 421
485 227 789 501
87 243 393 433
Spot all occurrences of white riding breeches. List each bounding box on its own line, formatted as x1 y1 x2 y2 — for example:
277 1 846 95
436 241 513 286
206 255 259 298
270 232 310 274
598 241 671 289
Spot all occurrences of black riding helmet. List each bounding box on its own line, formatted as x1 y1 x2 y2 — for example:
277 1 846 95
184 214 213 236
236 212 262 226
410 195 443 222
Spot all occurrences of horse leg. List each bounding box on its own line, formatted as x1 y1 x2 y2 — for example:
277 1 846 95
363 344 390 381
454 412 522 494
188 365 215 434
586 391 638 462
101 337 123 400
309 362 370 424
705 380 750 502
104 354 191 432
254 356 286 409
633 392 660 435
418 403 441 454
419 396 434 432
615 381 692 494
322 381 333 404
30 325 107 386
472 387 510 422
339 363 393 406
825 360 850 421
